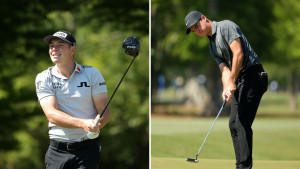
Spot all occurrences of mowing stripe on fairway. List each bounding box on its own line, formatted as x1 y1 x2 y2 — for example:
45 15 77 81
152 117 300 161
151 157 300 169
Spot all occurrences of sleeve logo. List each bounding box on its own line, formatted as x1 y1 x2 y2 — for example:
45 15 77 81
99 82 106 86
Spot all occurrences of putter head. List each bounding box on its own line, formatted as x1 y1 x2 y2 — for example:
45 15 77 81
186 158 199 163
122 36 140 58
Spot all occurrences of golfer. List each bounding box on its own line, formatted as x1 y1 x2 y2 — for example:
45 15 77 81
185 11 268 169
35 30 110 169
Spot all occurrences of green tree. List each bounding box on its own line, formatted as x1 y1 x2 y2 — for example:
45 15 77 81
151 0 274 115
271 0 300 111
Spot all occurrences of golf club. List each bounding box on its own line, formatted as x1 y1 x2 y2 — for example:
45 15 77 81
186 97 227 163
87 36 140 139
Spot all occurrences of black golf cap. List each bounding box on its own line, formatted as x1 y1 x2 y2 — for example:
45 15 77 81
43 30 76 46
185 11 203 35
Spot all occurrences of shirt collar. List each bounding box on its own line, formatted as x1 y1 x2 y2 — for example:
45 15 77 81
211 21 217 36
75 62 82 73
51 62 82 79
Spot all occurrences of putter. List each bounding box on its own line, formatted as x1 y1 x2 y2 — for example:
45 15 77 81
87 36 140 139
186 97 227 163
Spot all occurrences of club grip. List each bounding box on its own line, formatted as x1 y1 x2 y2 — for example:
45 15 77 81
223 96 228 104
87 131 99 139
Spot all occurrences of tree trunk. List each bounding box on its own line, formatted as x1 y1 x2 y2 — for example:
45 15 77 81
202 0 225 116
204 61 222 115
287 69 298 111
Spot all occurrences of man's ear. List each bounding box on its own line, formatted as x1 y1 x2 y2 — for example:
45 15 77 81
201 14 207 21
71 46 76 55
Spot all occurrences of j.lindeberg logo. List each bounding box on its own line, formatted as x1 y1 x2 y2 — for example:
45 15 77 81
77 82 90 87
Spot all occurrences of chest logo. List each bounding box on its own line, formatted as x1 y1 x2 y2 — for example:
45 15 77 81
77 82 90 87
52 82 62 90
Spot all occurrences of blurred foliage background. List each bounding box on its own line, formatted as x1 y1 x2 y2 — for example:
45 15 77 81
0 0 149 169
151 0 300 116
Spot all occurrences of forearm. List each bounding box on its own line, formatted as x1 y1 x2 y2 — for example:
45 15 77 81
40 97 85 129
45 109 84 128
93 92 110 129
229 53 243 83
222 67 231 89
219 63 232 100
40 96 100 133
229 38 244 83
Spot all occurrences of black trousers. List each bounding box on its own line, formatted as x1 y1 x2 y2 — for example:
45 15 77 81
229 65 268 169
45 138 101 169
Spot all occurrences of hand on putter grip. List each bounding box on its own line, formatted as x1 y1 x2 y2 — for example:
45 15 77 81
224 82 236 102
222 91 230 102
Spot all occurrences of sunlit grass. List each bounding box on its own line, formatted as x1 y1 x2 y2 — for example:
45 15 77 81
151 117 300 169
151 157 300 169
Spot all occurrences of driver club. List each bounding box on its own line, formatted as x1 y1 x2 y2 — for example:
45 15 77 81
87 36 140 139
186 97 227 163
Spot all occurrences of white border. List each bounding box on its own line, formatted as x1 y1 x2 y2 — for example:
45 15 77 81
149 0 152 168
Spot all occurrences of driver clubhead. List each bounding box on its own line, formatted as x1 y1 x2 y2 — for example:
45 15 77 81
122 36 140 58
186 158 199 163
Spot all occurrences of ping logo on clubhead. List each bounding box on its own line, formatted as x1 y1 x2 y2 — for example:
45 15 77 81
127 46 137 49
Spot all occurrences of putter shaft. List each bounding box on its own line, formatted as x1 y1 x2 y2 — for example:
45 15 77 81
195 98 227 157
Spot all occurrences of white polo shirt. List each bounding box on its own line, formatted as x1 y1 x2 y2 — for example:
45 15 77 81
35 63 107 142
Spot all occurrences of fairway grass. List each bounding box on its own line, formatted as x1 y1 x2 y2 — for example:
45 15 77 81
151 157 300 169
151 117 300 168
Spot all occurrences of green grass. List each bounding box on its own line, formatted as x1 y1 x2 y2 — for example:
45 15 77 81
259 92 300 116
151 157 300 169
151 117 300 169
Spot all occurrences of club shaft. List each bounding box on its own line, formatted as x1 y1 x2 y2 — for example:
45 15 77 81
95 57 136 124
196 99 227 157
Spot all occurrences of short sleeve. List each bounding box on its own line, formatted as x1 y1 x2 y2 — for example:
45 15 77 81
209 39 225 66
90 68 107 96
210 49 224 65
221 20 241 45
35 71 55 101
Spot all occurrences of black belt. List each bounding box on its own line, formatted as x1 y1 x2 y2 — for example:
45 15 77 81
238 64 264 80
50 138 98 151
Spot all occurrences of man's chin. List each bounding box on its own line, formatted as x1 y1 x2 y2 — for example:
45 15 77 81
197 34 206 37
51 59 61 64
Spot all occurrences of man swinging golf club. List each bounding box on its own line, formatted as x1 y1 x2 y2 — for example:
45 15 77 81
184 11 268 169
35 30 140 169
35 30 109 169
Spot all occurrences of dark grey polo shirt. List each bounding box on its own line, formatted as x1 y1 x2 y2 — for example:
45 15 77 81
208 20 261 75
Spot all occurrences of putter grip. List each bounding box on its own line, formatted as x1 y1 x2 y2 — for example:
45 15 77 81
87 131 99 139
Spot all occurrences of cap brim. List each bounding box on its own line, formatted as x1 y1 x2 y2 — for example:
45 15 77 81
43 35 73 45
185 21 197 35
186 28 191 35
43 35 58 45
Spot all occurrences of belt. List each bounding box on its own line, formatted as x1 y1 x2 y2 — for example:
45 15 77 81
50 138 98 151
238 64 263 80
